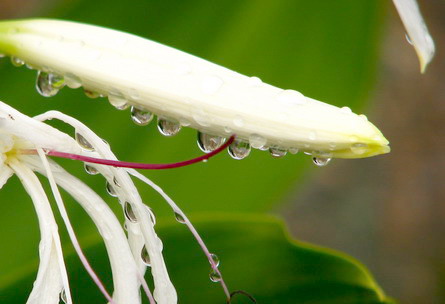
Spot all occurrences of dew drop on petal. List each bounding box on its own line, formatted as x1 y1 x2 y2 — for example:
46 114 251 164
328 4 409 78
36 71 61 97
157 118 181 136
141 245 151 266
209 253 220 267
106 181 117 197
209 269 222 283
269 146 287 158
249 134 267 149
84 163 99 175
405 33 413 45
130 106 153 126
108 93 129 110
197 132 225 153
248 76 262 87
276 89 305 106
340 106 352 114
60 288 67 303
84 88 101 99
174 211 186 224
351 143 368 155
233 115 245 127
289 147 299 154
10 56 24 67
312 157 331 167
228 139 251 160
124 201 137 223
75 132 95 151
65 73 82 89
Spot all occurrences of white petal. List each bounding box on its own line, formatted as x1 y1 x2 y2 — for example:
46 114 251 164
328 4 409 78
0 19 389 158
0 164 13 189
393 0 435 72
36 110 176 304
30 151 142 304
10 160 70 304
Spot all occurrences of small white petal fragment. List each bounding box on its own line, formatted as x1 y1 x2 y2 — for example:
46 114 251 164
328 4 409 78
392 0 435 73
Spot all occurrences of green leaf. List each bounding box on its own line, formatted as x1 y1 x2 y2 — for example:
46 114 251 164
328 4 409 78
0 215 391 303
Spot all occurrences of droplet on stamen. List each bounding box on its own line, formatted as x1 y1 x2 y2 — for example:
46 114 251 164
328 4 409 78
197 132 226 153
228 139 251 160
351 143 368 155
157 118 181 136
289 147 299 155
312 157 331 167
106 181 117 197
84 163 99 175
65 73 82 89
141 245 151 266
269 146 287 158
75 132 95 151
174 211 186 224
130 106 153 126
209 269 222 283
10 56 24 67
124 201 137 223
209 253 220 267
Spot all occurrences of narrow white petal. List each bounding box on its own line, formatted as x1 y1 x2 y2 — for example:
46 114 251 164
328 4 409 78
393 0 435 72
0 164 13 189
10 160 70 304
33 151 142 304
0 19 389 158
36 110 177 304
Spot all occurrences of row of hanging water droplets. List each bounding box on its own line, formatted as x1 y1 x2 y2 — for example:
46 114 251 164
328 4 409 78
5 55 333 167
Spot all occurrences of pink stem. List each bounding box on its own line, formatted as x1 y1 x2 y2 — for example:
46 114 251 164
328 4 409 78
42 136 234 170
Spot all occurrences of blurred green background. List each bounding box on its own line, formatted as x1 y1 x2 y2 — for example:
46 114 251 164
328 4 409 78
0 0 442 303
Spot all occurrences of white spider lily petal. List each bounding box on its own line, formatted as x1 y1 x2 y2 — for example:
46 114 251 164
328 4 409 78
392 0 435 72
0 101 175 304
0 19 389 159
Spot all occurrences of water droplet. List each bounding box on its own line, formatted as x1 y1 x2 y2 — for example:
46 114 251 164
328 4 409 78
289 147 299 154
269 146 287 158
157 118 181 136
84 163 99 175
197 132 225 153
312 157 331 167
84 89 101 99
124 201 137 223
36 71 61 97
209 253 220 267
146 206 156 225
60 289 67 303
359 114 368 121
106 181 117 197
340 106 352 114
201 75 223 95
209 269 222 282
233 115 244 127
351 143 368 155
276 89 305 106
65 73 82 89
224 126 232 134
249 134 267 149
113 176 120 187
109 93 128 110
141 245 151 266
75 132 95 151
179 117 191 127
174 211 186 224
11 56 24 67
192 108 211 127
228 139 251 160
405 33 413 45
308 131 317 141
130 106 153 126
248 76 262 86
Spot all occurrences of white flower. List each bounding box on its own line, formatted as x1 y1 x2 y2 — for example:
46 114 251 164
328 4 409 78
0 100 178 304
0 19 390 160
392 0 435 72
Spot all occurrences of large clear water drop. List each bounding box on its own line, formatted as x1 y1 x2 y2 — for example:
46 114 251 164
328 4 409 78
312 157 331 167
197 132 225 153
269 146 287 158
130 106 153 126
75 132 95 151
124 201 137 223
157 118 181 136
36 71 64 97
228 139 251 160
141 245 151 266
